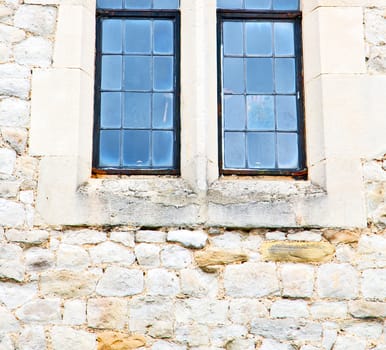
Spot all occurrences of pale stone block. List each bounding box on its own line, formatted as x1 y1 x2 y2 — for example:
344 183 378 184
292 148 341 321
310 302 347 319
210 325 247 347
5 229 48 244
0 181 20 198
89 241 135 266
287 231 322 242
167 229 208 249
152 341 186 350
333 336 366 350
0 23 25 43
226 339 255 350
2 126 28 155
14 5 56 36
210 232 242 249
260 339 295 350
358 235 386 262
322 325 338 350
19 190 33 204
362 269 386 300
0 243 25 280
51 327 96 350
280 263 315 298
0 282 37 309
270 300 309 318
180 269 218 298
176 299 228 325
266 231 286 240
57 244 90 270
0 98 30 127
14 36 52 67
342 321 383 340
136 230 166 243
18 325 46 350
229 299 268 323
146 268 180 296
0 335 14 350
25 247 54 271
0 5 13 17
63 299 86 325
110 231 135 247
87 298 127 330
175 324 209 347
349 301 386 318
16 298 61 323
135 243 160 267
365 8 386 46
62 229 106 244
161 245 192 269
0 148 16 174
0 305 20 333
0 42 11 63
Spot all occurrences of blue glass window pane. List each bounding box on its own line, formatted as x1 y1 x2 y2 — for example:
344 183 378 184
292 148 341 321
154 20 173 54
245 0 271 10
247 132 275 168
273 0 299 10
101 92 122 128
224 58 244 94
224 132 245 168
247 95 274 130
100 130 120 167
124 56 151 91
276 95 297 131
275 58 295 93
246 58 273 93
101 55 122 90
123 93 151 128
125 0 151 8
102 20 122 53
277 133 299 168
153 131 174 167
274 22 295 56
154 56 174 91
154 0 179 9
153 93 174 129
224 95 245 130
217 0 243 9
123 130 151 167
223 22 243 56
125 20 151 54
246 22 272 56
97 0 123 9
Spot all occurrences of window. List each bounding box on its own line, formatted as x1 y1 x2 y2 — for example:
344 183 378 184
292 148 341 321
217 0 306 177
93 0 180 175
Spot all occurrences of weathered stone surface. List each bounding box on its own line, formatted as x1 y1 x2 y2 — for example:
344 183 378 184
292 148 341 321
317 264 359 299
0 23 25 43
180 269 218 298
151 341 186 350
0 147 16 174
333 336 366 350
0 180 20 198
260 339 295 350
210 232 242 249
161 245 192 269
335 245 356 263
0 43 10 63
0 243 25 281
349 301 386 318
110 231 135 247
63 299 86 325
167 229 207 249
5 229 48 244
0 98 29 127
25 247 54 271
270 300 309 318
40 270 100 297
0 282 37 309
261 241 335 263
14 37 52 67
97 332 145 350
310 302 347 319
146 268 179 296
226 339 255 350
62 229 106 244
14 5 56 36
194 249 248 273
287 231 322 242
15 298 61 322
342 321 383 340
175 324 210 347
0 63 30 98
358 235 386 263
229 299 268 323
90 242 135 266
362 269 386 300
18 325 46 350
280 263 315 298
0 335 13 350
0 305 20 334
135 243 160 267
87 298 127 330
136 230 166 243
51 327 96 350
96 267 143 297
57 244 90 270
323 230 360 244
211 324 247 347
224 262 279 297
266 231 286 240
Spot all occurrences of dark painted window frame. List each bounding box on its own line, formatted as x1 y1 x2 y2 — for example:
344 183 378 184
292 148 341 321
93 9 181 176
217 10 307 179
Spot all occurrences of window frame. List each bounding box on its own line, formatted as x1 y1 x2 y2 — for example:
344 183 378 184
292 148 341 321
93 9 181 176
217 10 307 178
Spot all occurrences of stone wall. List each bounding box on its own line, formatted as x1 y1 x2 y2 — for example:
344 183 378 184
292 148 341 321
0 0 385 349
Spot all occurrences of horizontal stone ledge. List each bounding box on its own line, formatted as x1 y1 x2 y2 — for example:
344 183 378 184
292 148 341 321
260 241 335 263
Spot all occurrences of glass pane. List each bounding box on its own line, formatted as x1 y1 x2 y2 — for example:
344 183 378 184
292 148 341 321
101 55 122 90
275 58 295 93
152 131 174 167
123 93 151 128
223 58 244 94
124 0 151 8
124 56 151 91
276 95 297 131
247 132 275 168
277 132 299 168
247 95 274 130
154 20 173 54
274 22 295 56
224 95 245 130
246 22 272 56
224 132 245 168
273 0 299 10
154 0 179 9
154 56 174 91
101 92 122 128
100 130 120 167
125 20 151 54
223 22 243 56
217 0 243 9
97 0 123 9
245 0 271 9
123 130 151 167
246 58 273 93
153 93 174 129
102 20 122 54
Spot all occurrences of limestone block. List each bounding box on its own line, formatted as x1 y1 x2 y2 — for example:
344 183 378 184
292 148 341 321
333 336 366 350
365 8 386 46
261 241 335 263
0 335 13 350
87 298 127 330
14 5 57 36
151 341 186 350
0 282 37 309
167 229 208 249
51 327 96 350
175 324 210 347
161 245 192 269
0 43 10 63
210 232 242 249
224 263 279 297
362 269 386 300
25 247 55 271
0 63 30 98
260 339 295 350
89 242 135 266
0 5 12 18
342 321 383 340
110 231 135 247
367 46 386 73
287 231 322 242
280 263 315 298
18 325 46 350
323 230 360 244
5 229 48 244
0 23 25 43
15 298 61 323
62 229 106 244
63 299 86 325
226 339 255 350
317 264 359 299
0 243 25 280
270 300 309 318
336 245 356 263
96 267 143 297
229 299 268 323
1 127 28 154
266 231 286 240
310 302 347 319
14 36 52 67
194 249 248 273
349 301 386 318
0 305 20 333
146 268 179 296
358 235 386 262
0 180 20 198
57 244 90 270
135 244 160 267
97 332 145 350
180 269 218 298
40 270 100 297
135 230 166 243
0 148 16 174
210 324 247 347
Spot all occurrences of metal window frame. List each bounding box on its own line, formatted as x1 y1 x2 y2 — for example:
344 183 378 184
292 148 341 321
217 10 307 179
93 9 181 176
